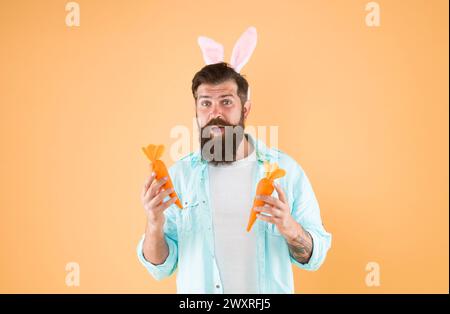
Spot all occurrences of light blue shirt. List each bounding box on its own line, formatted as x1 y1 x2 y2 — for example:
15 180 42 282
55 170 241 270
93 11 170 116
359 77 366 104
137 134 332 293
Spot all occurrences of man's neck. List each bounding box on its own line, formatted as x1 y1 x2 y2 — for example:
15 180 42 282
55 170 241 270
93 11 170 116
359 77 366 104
235 135 254 161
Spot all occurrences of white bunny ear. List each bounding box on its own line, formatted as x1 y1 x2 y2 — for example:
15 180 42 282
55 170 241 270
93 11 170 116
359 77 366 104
197 36 225 65
230 26 257 73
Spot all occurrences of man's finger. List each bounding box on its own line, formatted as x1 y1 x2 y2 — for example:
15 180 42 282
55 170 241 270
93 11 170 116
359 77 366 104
274 182 287 203
155 196 177 215
148 176 168 199
254 205 282 218
149 187 174 208
256 194 284 210
142 172 156 198
256 213 277 224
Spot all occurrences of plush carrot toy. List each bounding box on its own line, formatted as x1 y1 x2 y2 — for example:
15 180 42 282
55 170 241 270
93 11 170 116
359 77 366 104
246 162 286 232
142 144 183 209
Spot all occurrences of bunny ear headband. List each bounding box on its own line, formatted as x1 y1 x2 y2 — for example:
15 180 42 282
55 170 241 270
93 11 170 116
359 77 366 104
197 26 257 100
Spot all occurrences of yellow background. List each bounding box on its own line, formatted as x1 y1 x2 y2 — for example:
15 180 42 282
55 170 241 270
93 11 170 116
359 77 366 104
0 0 448 293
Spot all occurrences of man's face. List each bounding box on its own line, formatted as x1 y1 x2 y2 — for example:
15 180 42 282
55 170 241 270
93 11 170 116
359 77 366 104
195 80 251 164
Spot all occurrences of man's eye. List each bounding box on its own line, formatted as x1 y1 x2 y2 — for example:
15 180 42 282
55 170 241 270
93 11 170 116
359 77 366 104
201 101 211 107
222 99 232 105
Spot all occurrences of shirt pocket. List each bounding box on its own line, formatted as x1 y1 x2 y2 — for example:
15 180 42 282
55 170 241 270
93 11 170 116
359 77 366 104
180 197 200 233
265 221 283 237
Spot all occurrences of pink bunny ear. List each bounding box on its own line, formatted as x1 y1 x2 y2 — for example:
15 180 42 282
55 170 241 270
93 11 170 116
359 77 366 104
230 26 257 73
197 36 225 65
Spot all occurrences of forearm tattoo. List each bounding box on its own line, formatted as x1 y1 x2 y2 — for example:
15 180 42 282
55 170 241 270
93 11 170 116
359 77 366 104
287 229 313 264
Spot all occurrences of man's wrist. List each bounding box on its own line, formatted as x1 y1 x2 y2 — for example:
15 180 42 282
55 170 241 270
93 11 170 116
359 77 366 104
284 221 314 264
283 219 303 244
145 219 165 236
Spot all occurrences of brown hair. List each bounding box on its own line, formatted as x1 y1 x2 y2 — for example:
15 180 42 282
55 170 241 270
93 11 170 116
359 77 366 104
191 62 249 105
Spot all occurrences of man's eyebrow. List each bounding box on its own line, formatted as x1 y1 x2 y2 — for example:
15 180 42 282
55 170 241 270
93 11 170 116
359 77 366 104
198 94 234 99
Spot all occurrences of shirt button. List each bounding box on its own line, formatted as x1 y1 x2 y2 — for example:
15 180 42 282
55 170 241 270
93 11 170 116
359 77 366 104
216 284 220 289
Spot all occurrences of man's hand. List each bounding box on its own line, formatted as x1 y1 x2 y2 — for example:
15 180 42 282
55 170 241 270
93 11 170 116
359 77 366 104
254 182 297 240
141 172 178 230
255 182 313 264
140 172 178 265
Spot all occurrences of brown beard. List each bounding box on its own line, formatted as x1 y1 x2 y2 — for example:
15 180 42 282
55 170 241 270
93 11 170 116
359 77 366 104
198 111 245 165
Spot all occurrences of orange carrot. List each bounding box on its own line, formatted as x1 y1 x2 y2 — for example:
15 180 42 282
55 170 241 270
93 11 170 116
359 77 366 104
142 144 183 209
246 162 286 232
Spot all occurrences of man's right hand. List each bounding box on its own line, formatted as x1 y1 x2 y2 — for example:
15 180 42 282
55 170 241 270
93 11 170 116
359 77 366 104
141 172 178 231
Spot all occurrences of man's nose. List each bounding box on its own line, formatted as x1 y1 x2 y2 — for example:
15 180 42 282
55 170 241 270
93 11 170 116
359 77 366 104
209 103 223 120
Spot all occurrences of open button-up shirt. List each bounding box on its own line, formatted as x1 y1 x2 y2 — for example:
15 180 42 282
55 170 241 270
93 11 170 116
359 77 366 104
137 134 332 293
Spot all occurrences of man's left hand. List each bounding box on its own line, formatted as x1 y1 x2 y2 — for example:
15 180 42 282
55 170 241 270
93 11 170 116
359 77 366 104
255 183 298 242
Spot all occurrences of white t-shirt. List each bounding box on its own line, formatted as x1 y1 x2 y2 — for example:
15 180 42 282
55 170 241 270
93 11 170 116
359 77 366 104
208 147 258 293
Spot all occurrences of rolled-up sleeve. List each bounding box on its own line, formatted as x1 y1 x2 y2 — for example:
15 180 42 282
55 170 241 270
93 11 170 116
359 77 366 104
290 165 332 271
136 202 179 280
136 232 178 280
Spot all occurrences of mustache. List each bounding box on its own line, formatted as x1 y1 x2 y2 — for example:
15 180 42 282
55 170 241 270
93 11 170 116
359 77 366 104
203 117 234 128
198 115 246 165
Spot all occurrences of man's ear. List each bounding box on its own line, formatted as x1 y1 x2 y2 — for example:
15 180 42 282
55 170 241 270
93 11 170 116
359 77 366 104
243 100 252 120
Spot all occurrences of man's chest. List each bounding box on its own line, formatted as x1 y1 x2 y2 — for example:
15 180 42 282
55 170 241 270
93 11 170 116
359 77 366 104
207 164 256 234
